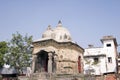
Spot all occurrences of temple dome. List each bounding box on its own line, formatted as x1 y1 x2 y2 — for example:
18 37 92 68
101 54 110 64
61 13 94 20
42 25 53 39
41 21 72 42
52 21 72 42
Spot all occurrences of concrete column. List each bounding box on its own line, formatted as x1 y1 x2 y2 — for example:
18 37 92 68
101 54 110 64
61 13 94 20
48 52 52 73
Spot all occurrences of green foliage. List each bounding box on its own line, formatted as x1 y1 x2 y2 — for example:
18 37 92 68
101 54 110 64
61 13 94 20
0 41 8 67
6 32 33 72
92 61 100 65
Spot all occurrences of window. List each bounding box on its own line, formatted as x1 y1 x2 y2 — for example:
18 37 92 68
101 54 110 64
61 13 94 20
106 44 111 47
78 56 81 73
108 57 112 63
93 57 99 64
64 34 67 39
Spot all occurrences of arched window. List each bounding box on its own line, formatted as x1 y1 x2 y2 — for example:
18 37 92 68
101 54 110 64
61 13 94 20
78 56 81 73
64 34 67 39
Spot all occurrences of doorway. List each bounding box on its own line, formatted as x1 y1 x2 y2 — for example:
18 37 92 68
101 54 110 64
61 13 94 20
35 50 48 72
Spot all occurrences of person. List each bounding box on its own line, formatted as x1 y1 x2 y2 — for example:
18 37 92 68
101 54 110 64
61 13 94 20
26 67 32 77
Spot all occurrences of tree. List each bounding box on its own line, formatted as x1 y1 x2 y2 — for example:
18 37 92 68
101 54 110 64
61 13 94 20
6 32 33 73
0 41 8 67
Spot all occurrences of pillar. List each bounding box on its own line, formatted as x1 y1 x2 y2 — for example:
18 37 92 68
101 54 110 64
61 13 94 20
48 52 52 73
53 55 57 73
32 55 37 73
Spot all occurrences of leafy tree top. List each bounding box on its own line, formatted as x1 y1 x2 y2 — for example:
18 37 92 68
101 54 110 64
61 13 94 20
6 32 33 71
0 41 8 67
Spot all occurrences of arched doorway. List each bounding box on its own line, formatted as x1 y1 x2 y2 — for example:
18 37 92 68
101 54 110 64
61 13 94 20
78 56 81 73
35 50 48 72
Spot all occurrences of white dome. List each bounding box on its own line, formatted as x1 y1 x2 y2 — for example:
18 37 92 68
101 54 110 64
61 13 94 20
52 21 72 42
41 21 72 42
42 25 53 39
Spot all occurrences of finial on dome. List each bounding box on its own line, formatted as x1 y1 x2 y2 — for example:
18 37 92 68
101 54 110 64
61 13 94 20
47 25 52 30
57 20 62 27
58 20 62 24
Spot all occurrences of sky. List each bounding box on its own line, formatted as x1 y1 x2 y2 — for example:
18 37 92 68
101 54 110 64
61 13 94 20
0 0 120 51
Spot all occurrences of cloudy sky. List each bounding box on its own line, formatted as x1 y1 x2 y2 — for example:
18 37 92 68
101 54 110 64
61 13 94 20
0 0 120 50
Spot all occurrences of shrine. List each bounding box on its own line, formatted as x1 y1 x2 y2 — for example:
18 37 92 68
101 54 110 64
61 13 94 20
31 21 84 74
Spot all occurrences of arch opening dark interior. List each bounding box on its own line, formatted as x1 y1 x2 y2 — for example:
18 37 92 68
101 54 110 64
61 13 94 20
35 50 48 72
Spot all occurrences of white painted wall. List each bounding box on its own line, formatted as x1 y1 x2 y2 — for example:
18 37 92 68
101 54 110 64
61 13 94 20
102 40 117 73
84 48 106 75
84 38 117 75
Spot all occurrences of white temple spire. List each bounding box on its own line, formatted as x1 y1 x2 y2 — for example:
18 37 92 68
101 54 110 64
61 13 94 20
57 20 62 27
47 25 52 30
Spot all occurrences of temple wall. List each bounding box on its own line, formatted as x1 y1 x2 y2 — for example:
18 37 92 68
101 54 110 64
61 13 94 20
32 40 84 74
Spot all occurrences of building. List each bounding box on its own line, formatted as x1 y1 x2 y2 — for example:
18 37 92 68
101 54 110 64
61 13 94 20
84 36 118 75
30 21 120 80
0 65 18 80
118 54 120 74
31 21 84 74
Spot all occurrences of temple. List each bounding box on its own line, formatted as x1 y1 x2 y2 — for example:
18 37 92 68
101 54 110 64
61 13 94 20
31 21 84 74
